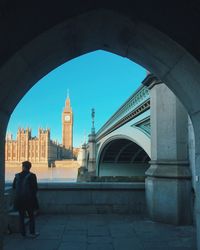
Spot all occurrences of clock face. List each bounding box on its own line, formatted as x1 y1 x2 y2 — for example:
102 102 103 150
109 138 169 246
64 115 70 122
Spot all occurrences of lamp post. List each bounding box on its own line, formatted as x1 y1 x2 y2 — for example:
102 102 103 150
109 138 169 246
91 108 95 134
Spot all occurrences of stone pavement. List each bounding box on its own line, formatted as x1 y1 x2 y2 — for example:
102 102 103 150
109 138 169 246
3 214 196 250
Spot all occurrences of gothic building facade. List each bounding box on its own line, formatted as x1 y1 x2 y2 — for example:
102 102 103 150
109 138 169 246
5 95 74 167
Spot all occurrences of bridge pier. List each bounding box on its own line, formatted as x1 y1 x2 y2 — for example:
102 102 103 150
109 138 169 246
80 143 87 168
144 76 192 225
87 133 96 174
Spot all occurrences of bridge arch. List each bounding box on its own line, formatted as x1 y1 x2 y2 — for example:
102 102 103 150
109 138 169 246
97 138 150 177
96 126 150 176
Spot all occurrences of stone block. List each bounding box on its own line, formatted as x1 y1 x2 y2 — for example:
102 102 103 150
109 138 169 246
67 205 97 214
146 176 193 225
37 183 146 215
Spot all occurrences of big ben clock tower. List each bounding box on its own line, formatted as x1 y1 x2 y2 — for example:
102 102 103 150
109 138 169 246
62 93 73 152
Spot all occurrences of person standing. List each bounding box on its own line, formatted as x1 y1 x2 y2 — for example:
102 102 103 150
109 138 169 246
13 161 39 238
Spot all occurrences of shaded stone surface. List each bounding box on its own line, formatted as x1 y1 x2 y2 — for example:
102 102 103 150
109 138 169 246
3 214 196 250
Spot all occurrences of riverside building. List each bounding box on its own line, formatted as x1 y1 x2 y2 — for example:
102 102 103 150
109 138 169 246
5 95 74 167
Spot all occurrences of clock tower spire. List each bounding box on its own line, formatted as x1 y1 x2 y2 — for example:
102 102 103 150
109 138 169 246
62 93 73 154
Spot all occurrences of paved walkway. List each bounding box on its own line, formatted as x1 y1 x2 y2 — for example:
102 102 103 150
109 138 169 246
3 214 196 250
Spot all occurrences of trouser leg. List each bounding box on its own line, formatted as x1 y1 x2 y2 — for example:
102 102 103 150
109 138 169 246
27 208 35 234
18 209 26 236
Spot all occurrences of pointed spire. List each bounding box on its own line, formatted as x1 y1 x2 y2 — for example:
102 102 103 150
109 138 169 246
65 89 71 109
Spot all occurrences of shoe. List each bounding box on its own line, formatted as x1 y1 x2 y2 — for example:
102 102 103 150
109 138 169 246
28 232 40 238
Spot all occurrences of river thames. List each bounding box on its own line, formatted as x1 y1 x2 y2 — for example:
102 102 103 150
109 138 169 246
5 163 80 183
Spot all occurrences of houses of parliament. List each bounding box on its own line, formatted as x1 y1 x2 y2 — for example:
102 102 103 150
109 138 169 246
5 95 75 167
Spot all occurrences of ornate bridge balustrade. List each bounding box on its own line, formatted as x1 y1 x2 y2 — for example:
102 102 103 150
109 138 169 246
96 85 150 141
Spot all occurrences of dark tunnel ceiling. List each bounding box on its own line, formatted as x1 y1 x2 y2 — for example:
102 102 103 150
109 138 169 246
100 139 150 163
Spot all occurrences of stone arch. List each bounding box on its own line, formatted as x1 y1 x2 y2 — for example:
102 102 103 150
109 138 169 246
97 126 150 163
96 125 150 175
1 9 200 118
97 137 150 177
0 8 200 248
1 9 200 187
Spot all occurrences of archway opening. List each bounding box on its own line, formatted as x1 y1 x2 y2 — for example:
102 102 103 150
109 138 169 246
5 50 146 184
1 8 198 190
0 8 199 250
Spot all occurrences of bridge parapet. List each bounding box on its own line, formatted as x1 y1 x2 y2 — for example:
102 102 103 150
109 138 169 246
96 85 149 141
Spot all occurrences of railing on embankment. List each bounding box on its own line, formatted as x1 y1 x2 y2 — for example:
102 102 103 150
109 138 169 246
37 183 146 214
4 182 146 232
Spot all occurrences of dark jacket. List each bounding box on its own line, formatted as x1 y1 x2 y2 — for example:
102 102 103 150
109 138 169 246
13 171 39 210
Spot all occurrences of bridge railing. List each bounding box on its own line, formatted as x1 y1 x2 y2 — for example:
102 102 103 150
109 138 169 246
96 84 149 139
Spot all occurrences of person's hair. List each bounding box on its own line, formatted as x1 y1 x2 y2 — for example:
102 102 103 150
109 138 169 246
22 161 32 170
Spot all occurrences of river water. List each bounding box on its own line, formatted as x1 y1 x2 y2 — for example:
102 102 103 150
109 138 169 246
5 164 80 183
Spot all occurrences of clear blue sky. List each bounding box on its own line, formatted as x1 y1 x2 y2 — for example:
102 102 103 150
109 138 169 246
7 50 146 147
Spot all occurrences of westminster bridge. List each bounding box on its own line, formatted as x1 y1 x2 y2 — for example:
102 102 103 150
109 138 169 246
83 81 150 178
82 73 194 227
